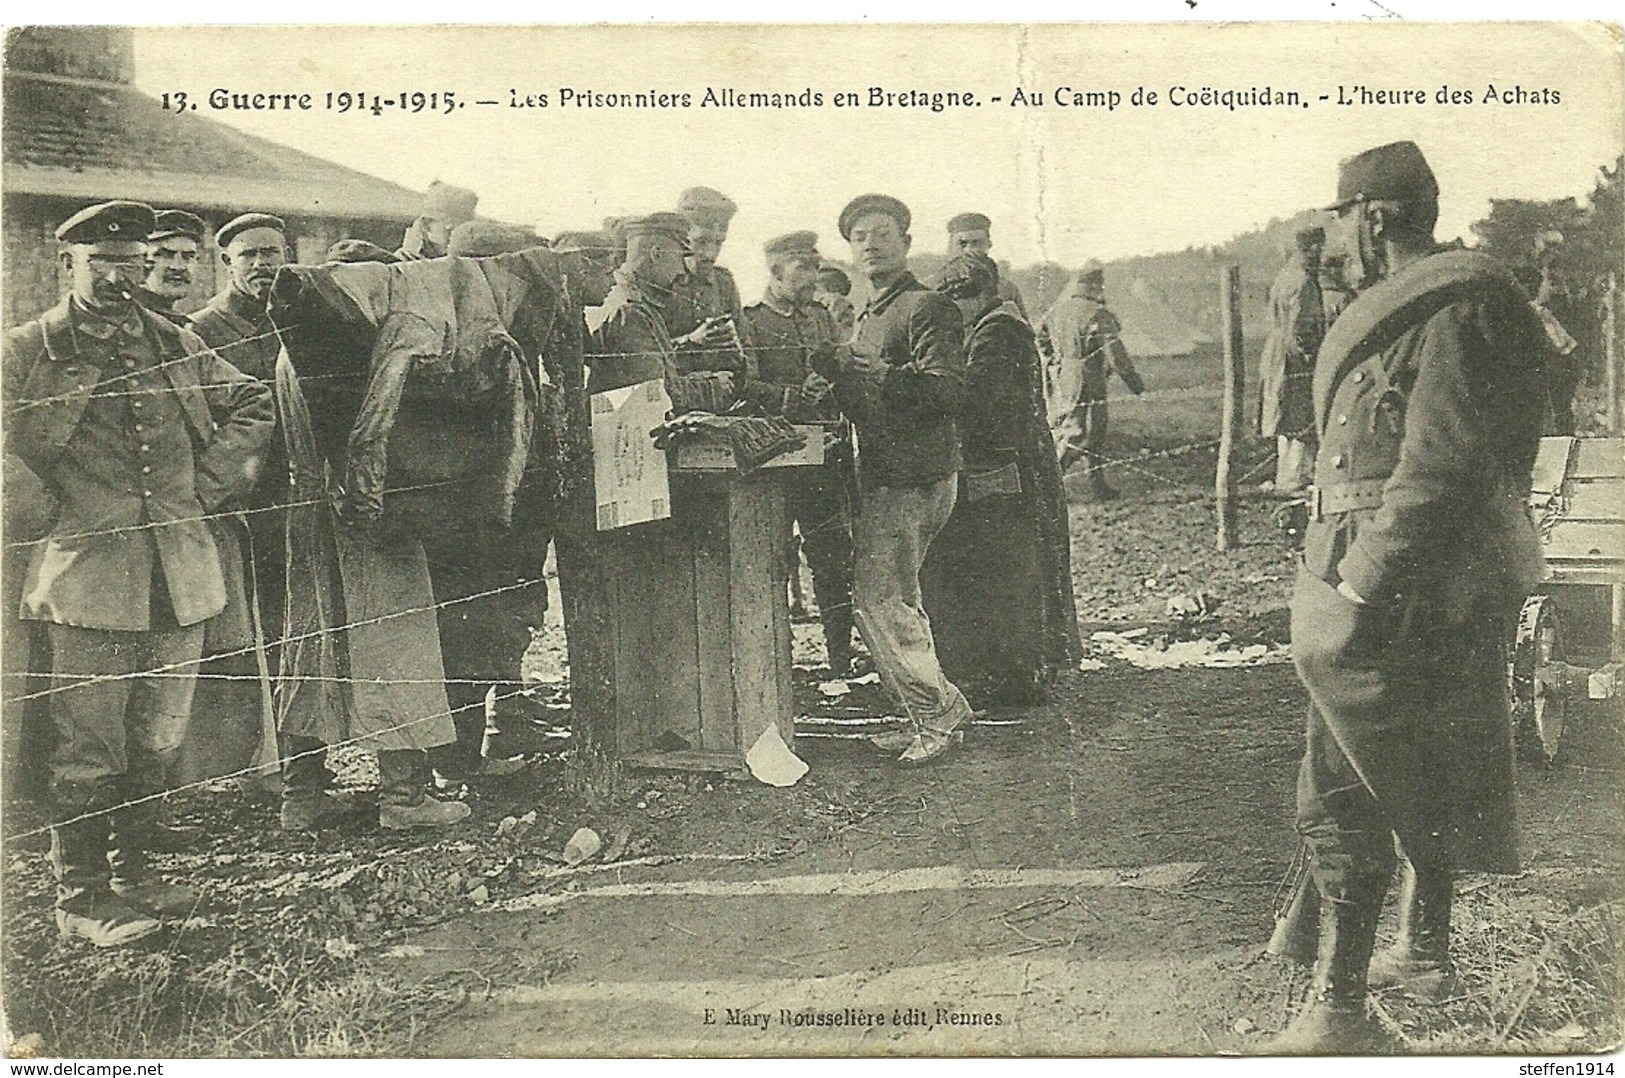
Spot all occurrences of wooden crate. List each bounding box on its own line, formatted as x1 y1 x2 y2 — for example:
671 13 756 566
594 472 796 777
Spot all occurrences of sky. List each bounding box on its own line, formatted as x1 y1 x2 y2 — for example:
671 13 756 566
128 22 1622 296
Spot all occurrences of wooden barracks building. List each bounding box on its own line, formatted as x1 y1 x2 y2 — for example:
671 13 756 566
3 26 423 329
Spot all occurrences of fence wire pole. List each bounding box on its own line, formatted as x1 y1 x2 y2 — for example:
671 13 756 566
1216 265 1244 552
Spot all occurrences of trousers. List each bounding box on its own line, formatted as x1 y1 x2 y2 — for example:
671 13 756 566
852 475 971 733
44 620 206 810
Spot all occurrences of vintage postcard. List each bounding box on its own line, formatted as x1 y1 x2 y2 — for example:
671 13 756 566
1 19 1621 1063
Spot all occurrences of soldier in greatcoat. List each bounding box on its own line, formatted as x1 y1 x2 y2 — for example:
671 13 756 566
3 201 273 945
1270 141 1548 1053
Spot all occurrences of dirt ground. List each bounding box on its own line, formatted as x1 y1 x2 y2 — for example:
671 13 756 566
3 361 1621 1058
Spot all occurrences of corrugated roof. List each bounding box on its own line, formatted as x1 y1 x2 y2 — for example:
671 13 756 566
3 71 421 221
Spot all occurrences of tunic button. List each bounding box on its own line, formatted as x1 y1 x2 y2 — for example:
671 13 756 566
1337 414 1348 425
1332 454 1345 468
1352 371 1365 383
142 490 153 499
140 444 150 452
141 465 152 474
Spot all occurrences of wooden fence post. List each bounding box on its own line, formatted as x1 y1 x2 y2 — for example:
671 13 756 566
1216 265 1244 551
1605 272 1620 436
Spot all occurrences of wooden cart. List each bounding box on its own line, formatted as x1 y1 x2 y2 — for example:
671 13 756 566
1511 436 1624 762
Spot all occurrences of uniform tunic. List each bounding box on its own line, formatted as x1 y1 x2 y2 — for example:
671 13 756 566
3 299 272 806
1291 248 1547 881
740 291 855 661
663 263 744 377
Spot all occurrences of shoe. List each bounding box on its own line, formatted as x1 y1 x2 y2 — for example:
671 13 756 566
280 792 356 832
55 893 161 948
1267 997 1396 1055
864 726 917 755
477 754 529 778
895 728 964 768
379 797 472 830
1367 949 1457 1002
111 878 201 919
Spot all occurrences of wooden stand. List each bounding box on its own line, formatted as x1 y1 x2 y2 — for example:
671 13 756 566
565 427 823 782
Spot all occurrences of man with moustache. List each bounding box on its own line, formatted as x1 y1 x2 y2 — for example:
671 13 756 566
135 209 207 326
588 213 734 413
2 202 273 945
814 194 970 767
1270 141 1547 1052
187 214 296 803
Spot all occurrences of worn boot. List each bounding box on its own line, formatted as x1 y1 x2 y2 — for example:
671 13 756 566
378 750 470 830
1368 859 1457 1002
1268 873 1396 1055
108 801 200 918
280 736 353 831
51 816 159 947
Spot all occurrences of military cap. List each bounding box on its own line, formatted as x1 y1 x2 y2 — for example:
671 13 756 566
56 201 156 244
677 186 737 222
422 180 479 225
1329 140 1438 211
216 213 286 249
946 212 992 235
326 239 400 265
553 230 614 255
1077 260 1106 288
621 212 692 246
763 231 820 258
149 208 207 243
447 220 545 257
838 194 911 241
936 251 999 299
1295 225 1326 251
816 264 852 295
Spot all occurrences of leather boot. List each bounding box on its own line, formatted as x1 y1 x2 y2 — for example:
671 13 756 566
378 750 470 830
109 801 201 918
824 610 855 678
280 735 352 831
51 816 159 947
1268 872 1397 1055
1368 859 1457 1002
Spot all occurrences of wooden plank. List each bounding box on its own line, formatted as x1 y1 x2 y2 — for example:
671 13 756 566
769 481 796 746
621 748 750 779
1543 521 1625 565
690 478 738 754
1565 480 1625 522
609 518 702 756
670 425 826 472
1531 437 1576 496
1572 438 1625 479
726 476 790 756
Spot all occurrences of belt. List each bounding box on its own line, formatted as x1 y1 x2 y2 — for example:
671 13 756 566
1311 478 1388 520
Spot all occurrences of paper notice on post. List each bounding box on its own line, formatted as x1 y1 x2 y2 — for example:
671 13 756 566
590 379 672 531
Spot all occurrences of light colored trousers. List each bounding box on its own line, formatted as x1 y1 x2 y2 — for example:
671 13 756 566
852 475 972 734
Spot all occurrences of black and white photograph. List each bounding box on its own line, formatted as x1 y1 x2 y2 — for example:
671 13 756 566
0 16 1621 1062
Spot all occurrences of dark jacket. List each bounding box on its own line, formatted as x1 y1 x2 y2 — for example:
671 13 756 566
589 270 731 414
3 299 273 630
739 290 840 422
830 272 966 489
1305 247 1548 617
664 263 744 377
1038 283 1143 430
191 284 281 383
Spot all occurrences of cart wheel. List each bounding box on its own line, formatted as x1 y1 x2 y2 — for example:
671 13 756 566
1511 594 1566 764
